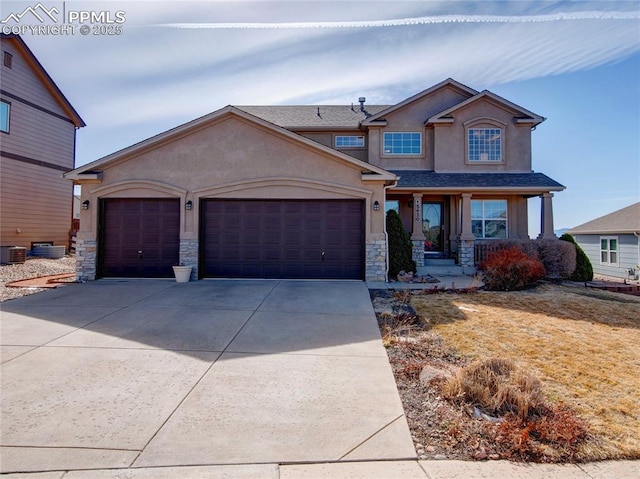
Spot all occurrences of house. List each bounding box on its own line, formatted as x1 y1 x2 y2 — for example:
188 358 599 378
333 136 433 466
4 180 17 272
0 34 85 251
568 202 640 281
64 79 563 282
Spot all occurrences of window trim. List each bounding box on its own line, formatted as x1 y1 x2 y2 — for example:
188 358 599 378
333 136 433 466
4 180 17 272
334 135 365 148
382 131 423 156
471 199 508 239
600 236 619 266
464 118 506 164
0 100 10 134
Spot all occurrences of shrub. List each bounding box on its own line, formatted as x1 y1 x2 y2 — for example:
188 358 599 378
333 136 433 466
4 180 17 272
479 246 545 291
386 209 416 279
443 358 545 420
560 234 594 281
536 239 576 279
487 239 575 280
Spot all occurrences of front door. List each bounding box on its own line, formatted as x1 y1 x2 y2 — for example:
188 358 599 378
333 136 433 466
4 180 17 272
422 202 444 253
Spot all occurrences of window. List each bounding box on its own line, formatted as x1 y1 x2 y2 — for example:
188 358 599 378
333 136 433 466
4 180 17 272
383 132 421 155
385 200 399 214
0 101 9 133
3 52 12 68
335 135 365 148
468 128 502 162
600 237 618 265
471 199 507 239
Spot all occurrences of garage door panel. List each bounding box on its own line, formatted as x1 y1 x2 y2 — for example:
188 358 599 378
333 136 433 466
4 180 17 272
100 198 180 278
201 199 363 280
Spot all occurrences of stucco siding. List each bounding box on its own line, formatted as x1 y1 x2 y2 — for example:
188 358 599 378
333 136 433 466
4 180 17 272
573 234 639 279
0 158 72 248
97 117 368 191
434 99 532 173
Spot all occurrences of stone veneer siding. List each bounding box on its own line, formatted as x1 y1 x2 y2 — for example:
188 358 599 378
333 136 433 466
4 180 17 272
366 236 387 281
412 241 425 268
459 238 475 267
75 238 97 281
179 239 199 281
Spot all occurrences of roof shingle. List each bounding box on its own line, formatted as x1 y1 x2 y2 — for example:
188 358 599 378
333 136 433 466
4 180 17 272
568 202 640 234
236 105 389 129
389 170 565 190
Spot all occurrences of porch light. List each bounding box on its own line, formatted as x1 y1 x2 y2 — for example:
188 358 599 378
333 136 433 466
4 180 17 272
373 201 380 211
408 199 414 208
81 200 89 210
185 200 193 210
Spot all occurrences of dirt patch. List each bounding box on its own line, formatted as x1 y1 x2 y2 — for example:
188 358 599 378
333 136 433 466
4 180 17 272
371 284 640 462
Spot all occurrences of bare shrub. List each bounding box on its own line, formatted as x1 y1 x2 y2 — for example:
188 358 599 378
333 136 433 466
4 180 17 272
443 357 545 420
495 404 590 462
478 246 546 291
536 239 576 279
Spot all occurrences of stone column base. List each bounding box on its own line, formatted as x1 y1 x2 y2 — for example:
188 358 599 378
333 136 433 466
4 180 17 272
366 236 387 281
412 240 425 268
179 239 199 280
459 239 475 267
75 238 97 281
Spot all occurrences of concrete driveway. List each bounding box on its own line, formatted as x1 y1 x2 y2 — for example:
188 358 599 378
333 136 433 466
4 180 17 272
0 280 415 474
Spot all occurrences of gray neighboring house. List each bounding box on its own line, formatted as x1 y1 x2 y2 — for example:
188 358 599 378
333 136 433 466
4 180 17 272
568 202 640 281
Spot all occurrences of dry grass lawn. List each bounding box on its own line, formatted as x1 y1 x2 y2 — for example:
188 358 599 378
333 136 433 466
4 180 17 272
412 284 640 461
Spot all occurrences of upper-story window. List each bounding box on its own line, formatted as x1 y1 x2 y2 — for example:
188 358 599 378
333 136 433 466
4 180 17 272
335 135 365 148
471 199 507 239
3 52 13 68
383 132 421 155
468 128 502 162
0 100 10 133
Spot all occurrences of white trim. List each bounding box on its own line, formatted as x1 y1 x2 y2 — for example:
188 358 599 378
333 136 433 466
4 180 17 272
599 235 619 266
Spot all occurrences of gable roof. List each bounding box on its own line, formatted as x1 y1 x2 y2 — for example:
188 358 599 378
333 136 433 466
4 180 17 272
64 106 396 182
427 90 545 126
361 78 478 126
568 202 640 234
389 170 565 193
1 34 85 127
235 104 388 130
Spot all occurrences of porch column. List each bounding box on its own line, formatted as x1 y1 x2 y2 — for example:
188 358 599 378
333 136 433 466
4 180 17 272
410 193 426 268
538 193 556 239
459 193 475 241
459 193 475 267
410 193 426 241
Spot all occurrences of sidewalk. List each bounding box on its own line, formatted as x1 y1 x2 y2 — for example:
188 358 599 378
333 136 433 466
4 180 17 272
4 459 636 478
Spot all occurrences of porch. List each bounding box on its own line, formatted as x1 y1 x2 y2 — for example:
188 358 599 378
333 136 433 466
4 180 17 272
386 189 557 269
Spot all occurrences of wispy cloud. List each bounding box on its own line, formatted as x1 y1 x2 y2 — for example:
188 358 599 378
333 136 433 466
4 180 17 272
155 10 640 29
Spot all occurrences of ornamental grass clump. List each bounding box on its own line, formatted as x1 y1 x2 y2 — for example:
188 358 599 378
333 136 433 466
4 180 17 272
443 357 545 421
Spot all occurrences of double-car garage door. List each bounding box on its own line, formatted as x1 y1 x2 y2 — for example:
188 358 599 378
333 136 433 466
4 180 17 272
100 198 364 280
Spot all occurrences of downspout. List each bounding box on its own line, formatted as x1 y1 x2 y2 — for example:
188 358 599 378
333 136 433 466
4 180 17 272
383 179 398 282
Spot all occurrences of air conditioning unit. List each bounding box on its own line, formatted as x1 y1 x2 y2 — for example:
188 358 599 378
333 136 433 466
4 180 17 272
1 246 27 264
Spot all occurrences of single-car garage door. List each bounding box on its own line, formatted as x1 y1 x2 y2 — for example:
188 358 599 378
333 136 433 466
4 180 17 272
201 199 364 279
100 198 180 278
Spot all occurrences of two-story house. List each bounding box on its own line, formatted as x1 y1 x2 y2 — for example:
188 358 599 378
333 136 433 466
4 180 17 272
0 34 85 251
65 79 563 282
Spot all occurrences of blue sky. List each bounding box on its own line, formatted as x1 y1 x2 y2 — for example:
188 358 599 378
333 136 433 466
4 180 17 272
4 0 639 234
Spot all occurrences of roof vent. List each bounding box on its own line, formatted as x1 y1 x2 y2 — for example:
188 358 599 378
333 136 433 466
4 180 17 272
358 97 366 111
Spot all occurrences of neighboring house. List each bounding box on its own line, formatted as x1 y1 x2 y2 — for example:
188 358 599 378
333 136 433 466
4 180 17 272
0 34 85 250
568 202 640 281
64 78 563 282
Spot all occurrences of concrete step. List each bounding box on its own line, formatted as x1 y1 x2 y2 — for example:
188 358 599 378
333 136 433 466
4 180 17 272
423 258 456 266
417 265 477 276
